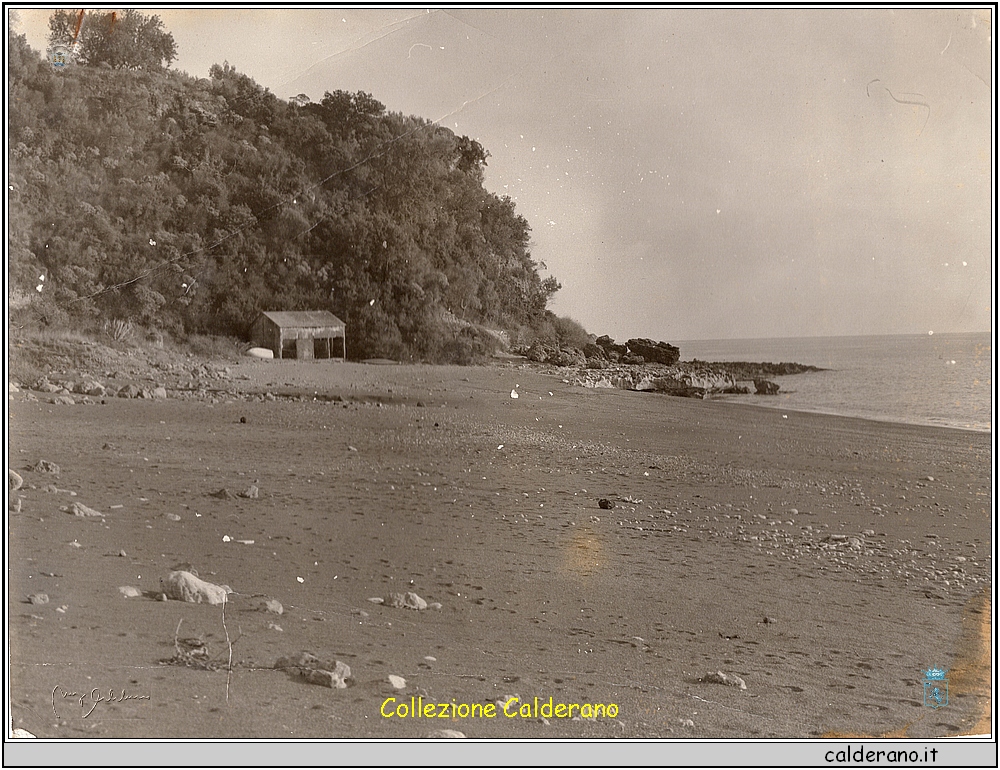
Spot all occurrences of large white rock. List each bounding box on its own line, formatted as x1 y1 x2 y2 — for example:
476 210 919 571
247 347 274 359
161 570 231 605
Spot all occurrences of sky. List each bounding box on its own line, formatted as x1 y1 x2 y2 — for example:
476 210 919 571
11 7 995 342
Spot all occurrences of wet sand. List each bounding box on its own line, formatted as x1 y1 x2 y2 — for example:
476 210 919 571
7 360 992 739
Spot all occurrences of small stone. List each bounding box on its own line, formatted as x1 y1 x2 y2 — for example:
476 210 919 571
598 499 614 510
367 597 385 604
9 469 24 490
30 460 60 474
118 549 127 557
427 602 443 610
118 586 142 598
61 502 105 518
267 622 283 632
388 675 406 690
259 598 283 614
275 654 351 689
161 570 230 605
425 729 466 739
151 387 168 399
925 476 935 482
238 485 259 499
165 513 181 521
680 718 695 727
388 592 428 610
27 593 49 605
702 670 747 690
351 609 370 617
302 668 349 689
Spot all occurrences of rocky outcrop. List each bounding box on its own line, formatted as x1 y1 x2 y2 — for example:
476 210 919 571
595 336 626 359
525 342 586 367
625 338 680 366
573 364 783 399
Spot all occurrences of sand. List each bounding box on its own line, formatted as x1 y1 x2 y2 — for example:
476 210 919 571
6 358 992 739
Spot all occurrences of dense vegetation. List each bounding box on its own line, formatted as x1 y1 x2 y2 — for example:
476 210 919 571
8 12 564 361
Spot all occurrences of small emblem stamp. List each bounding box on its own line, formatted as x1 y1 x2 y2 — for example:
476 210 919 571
922 666 948 709
46 43 73 68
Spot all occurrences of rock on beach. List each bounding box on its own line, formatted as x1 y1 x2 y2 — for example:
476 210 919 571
161 570 231 605
274 652 351 689
388 592 428 610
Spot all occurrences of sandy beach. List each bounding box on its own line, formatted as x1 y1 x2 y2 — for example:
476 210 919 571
7 356 992 739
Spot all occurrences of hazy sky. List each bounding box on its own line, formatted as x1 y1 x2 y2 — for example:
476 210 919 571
13 7 994 341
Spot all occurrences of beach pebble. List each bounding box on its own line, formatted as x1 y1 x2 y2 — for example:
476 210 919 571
428 602 443 610
61 502 104 518
598 499 614 510
9 469 23 491
367 597 385 604
388 675 406 690
30 460 60 474
238 484 259 499
259 598 284 614
425 729 466 739
161 570 230 605
164 512 181 521
274 653 351 689
27 593 49 605
118 586 142 598
680 718 695 728
702 671 747 690
388 592 428 611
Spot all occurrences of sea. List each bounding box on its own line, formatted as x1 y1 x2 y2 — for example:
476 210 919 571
676 332 993 433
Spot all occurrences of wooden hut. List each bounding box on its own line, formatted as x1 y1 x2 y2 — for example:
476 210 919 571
251 310 346 360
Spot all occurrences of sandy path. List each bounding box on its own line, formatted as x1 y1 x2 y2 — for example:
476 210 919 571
7 361 992 738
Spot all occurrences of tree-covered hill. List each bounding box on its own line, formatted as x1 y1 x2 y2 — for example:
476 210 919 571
8 19 562 361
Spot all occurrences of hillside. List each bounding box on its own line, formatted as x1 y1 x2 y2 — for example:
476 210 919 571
8 28 560 362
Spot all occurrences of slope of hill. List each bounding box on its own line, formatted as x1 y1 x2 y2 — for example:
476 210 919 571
8 30 560 362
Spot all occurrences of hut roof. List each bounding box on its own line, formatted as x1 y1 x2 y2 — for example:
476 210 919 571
259 310 345 329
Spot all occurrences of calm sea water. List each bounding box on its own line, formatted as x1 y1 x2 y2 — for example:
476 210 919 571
676 333 993 433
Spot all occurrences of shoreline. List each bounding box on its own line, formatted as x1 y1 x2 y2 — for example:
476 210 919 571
689 393 992 435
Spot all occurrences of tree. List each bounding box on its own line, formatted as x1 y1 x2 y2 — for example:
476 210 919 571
48 9 177 70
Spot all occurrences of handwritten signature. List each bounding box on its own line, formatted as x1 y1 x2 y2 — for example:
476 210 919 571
52 685 151 718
